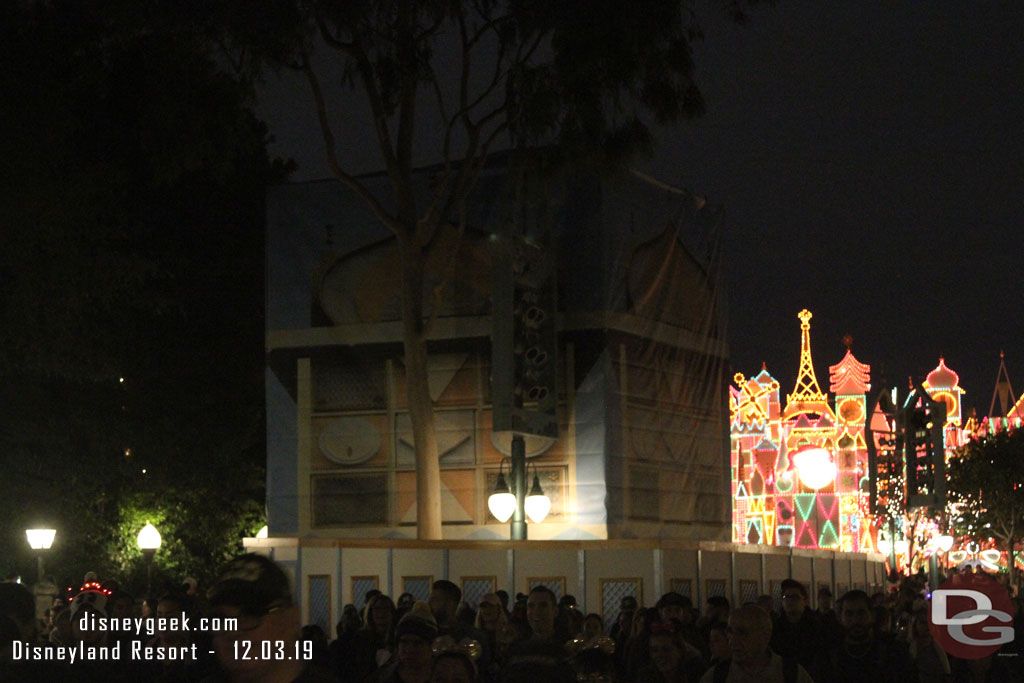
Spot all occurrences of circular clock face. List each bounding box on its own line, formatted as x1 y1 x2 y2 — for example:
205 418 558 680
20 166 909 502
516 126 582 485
839 399 864 423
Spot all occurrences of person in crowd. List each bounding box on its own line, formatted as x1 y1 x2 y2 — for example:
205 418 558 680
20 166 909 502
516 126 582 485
609 595 637 643
622 606 660 679
369 602 437 683
574 647 617 682
429 580 489 669
432 648 480 683
696 596 730 661
502 585 574 681
0 582 37 645
495 591 510 617
701 604 812 683
656 592 702 655
202 552 335 683
331 603 365 681
632 620 705 683
182 577 200 617
583 613 604 639
769 579 822 675
48 605 72 646
397 593 416 611
705 623 730 669
816 587 834 616
900 600 950 683
351 593 398 680
812 589 918 683
755 595 774 617
475 592 516 675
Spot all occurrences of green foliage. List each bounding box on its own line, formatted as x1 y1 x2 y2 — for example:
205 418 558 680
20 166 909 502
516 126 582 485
0 1 283 591
948 430 1024 556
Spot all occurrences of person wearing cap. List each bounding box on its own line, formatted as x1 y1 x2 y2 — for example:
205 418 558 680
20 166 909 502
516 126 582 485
368 602 437 683
202 553 334 683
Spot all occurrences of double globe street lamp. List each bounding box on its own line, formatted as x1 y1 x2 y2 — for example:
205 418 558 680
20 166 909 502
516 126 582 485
487 434 551 540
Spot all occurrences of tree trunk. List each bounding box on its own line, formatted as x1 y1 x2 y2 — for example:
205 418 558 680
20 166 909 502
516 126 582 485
399 239 443 539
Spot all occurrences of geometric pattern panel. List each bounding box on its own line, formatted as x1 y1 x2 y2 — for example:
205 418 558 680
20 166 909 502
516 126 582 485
351 576 379 609
706 579 727 600
402 576 433 603
669 578 692 600
308 575 330 635
600 578 642 634
739 580 759 605
462 577 496 609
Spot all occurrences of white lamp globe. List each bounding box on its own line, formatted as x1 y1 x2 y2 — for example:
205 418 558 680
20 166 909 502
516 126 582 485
488 492 517 523
26 529 56 550
137 523 162 551
525 472 551 524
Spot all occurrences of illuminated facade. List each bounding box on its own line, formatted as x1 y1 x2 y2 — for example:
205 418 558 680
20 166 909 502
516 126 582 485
729 310 978 565
730 310 873 551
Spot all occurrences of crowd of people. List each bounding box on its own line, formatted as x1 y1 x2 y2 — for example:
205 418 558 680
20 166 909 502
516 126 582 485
2 554 1024 682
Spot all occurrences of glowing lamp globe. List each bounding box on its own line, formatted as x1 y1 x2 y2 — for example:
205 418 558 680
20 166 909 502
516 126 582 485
137 523 162 551
792 447 836 490
26 529 56 550
936 535 954 552
488 471 516 523
524 474 551 524
488 492 516 523
877 537 891 555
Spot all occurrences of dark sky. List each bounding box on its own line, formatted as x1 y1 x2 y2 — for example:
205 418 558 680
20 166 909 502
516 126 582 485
256 0 1024 416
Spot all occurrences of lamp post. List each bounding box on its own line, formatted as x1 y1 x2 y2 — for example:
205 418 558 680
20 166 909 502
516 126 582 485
137 523 161 596
25 529 56 583
488 435 550 540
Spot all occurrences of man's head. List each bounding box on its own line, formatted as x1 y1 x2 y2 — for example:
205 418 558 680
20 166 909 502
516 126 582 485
727 604 772 669
656 592 692 624
0 582 37 643
206 553 302 679
156 593 187 644
397 592 416 610
706 595 730 624
559 594 577 610
647 623 684 674
817 587 833 611
779 579 808 621
429 580 462 625
108 590 134 620
395 603 438 671
527 585 558 638
837 590 874 645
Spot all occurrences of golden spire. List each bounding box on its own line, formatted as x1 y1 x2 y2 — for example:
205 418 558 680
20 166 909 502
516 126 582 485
783 309 833 419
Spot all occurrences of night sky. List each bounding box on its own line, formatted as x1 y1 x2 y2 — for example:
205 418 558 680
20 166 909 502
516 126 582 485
256 0 1024 416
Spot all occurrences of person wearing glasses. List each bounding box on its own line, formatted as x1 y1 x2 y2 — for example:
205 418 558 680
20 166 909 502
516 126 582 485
768 579 822 677
202 553 335 683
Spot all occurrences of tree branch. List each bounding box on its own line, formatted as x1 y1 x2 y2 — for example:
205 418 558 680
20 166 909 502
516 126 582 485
298 44 400 233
